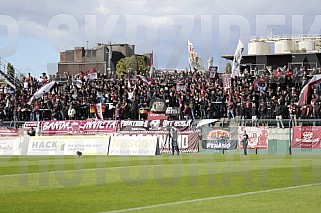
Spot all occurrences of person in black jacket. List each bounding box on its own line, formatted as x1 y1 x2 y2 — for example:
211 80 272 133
241 130 249 155
275 99 285 128
27 127 36 136
170 127 179 155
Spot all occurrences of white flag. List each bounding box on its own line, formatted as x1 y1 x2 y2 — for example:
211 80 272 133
188 39 203 71
231 39 244 78
27 81 56 105
188 40 196 65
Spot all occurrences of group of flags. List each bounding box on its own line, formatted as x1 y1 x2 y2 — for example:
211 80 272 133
26 37 319 120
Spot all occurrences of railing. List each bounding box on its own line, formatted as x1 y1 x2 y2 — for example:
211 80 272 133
0 57 24 89
215 118 321 129
250 34 321 42
3 118 321 129
0 120 26 129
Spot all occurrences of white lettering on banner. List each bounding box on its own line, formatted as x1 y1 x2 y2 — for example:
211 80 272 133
181 135 189 149
159 135 189 149
207 143 231 149
162 120 192 127
158 135 168 146
83 120 117 130
24 122 39 128
162 120 174 127
121 120 148 128
295 131 320 143
43 121 70 131
174 120 192 127
41 120 118 134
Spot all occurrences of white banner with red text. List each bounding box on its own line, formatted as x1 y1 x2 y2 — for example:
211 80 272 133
238 126 268 149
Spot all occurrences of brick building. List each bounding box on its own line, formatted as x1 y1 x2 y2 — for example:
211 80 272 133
58 43 135 77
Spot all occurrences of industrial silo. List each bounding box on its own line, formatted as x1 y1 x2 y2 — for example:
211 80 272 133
298 40 315 51
248 41 270 55
274 40 295 54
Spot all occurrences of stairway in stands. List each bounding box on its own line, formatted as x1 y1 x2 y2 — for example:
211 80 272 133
0 57 23 89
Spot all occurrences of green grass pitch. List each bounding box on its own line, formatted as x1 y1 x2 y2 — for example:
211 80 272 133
0 154 321 213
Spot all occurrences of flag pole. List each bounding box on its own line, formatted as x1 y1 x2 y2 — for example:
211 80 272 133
149 51 153 79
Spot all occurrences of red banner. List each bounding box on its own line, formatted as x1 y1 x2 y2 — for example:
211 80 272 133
0 128 18 137
40 120 119 135
238 126 268 149
292 126 321 148
117 131 200 153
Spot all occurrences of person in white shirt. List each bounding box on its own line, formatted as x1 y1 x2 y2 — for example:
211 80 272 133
23 80 30 90
68 105 76 120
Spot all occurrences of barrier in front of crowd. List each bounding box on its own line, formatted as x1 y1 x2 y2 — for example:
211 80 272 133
200 119 321 155
1 119 321 156
0 119 199 156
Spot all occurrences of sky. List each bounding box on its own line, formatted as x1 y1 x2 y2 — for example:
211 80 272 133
1 0 321 77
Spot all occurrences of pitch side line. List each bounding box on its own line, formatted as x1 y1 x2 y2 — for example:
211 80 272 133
101 183 321 213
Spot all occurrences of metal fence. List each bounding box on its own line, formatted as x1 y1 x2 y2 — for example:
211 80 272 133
215 118 321 128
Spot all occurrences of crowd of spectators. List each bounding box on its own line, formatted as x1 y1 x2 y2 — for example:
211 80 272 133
1 66 321 127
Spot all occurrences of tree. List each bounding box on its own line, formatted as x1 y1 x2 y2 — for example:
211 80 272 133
115 55 149 78
116 58 128 77
225 62 232 74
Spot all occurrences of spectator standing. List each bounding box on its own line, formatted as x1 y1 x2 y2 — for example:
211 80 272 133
68 104 76 120
183 102 192 120
275 99 285 128
241 130 249 155
226 97 235 120
114 104 121 120
170 127 179 155
258 98 267 125
313 100 321 125
251 101 258 126
289 101 297 126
